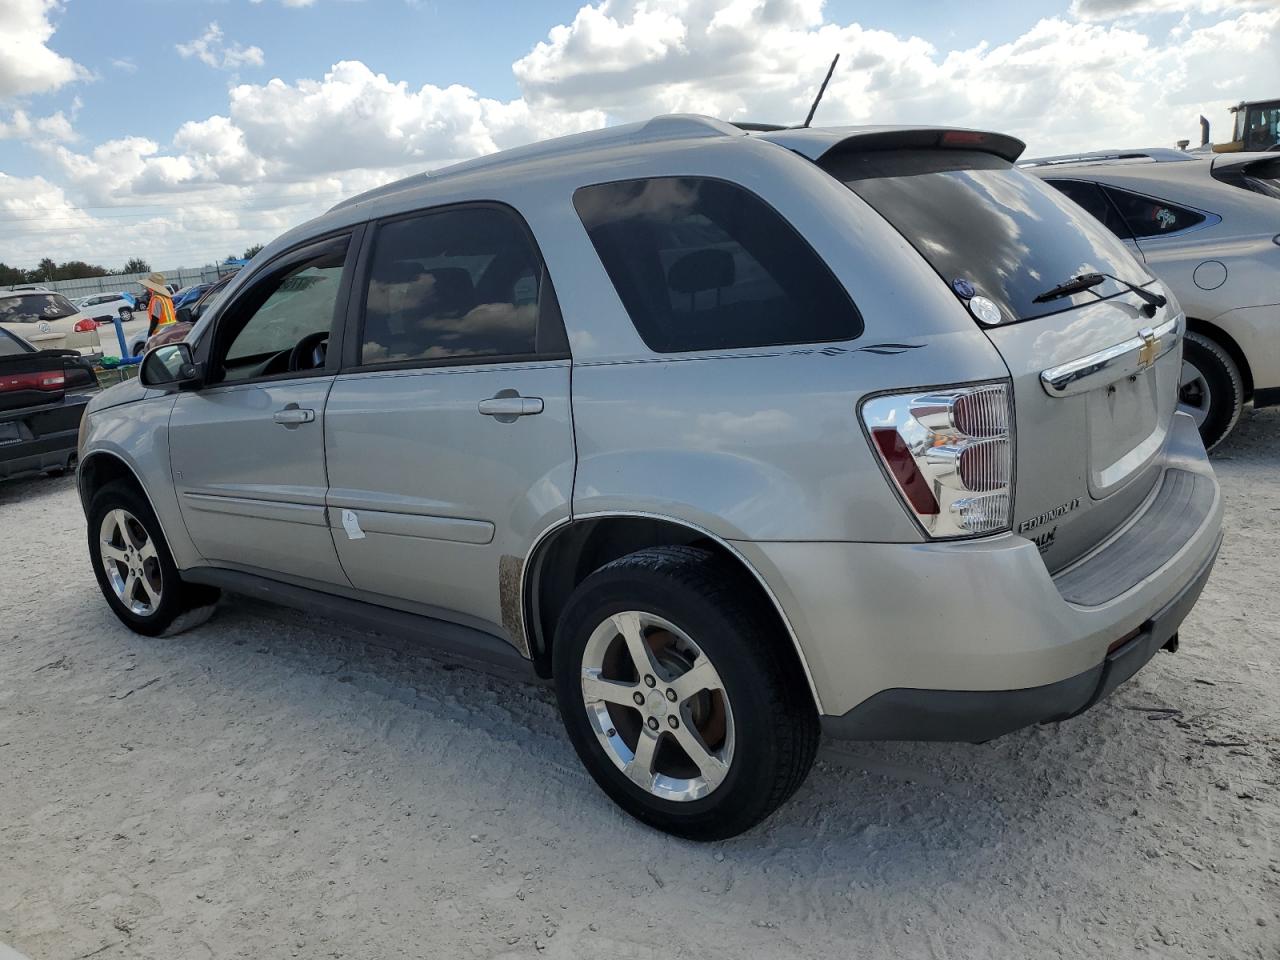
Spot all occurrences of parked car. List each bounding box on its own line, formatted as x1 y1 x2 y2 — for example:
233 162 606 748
78 117 1223 839
74 291 136 324
1 327 98 480
0 290 102 357
1024 148 1280 449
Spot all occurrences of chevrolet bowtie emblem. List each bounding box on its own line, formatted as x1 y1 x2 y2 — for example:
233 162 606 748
1136 327 1159 370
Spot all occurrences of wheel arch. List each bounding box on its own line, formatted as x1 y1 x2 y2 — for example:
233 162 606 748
1186 317 1253 400
77 451 182 563
521 512 823 713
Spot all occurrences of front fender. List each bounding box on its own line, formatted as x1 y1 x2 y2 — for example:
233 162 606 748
77 394 200 569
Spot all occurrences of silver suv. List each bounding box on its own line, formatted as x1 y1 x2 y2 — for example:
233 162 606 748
79 117 1224 839
1024 148 1280 449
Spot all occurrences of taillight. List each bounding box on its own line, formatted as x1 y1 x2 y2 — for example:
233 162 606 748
0 371 65 393
73 319 97 332
862 382 1014 538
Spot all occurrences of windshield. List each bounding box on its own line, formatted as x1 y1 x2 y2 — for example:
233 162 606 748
824 149 1153 323
0 293 79 324
1243 105 1280 152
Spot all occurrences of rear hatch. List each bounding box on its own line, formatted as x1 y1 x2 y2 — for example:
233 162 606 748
819 138 1182 572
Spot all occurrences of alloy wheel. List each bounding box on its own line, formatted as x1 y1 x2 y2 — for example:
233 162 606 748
580 610 734 802
99 508 163 616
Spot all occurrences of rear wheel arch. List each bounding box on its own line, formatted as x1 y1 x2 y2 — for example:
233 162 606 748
522 513 822 713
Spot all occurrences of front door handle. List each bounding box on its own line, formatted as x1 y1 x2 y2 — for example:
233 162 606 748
273 405 316 427
478 394 544 420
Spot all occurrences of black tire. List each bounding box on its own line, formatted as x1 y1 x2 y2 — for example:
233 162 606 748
87 480 219 636
552 545 819 841
119 307 134 323
1180 330 1243 452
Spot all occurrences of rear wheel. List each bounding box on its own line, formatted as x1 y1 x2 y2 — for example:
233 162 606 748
552 546 818 840
88 480 219 636
1179 330 1243 452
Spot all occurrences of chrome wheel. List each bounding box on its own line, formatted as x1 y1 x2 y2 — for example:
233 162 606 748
99 508 162 616
580 611 734 802
1179 359 1211 428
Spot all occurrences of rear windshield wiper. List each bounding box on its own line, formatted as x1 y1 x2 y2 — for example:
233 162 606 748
1032 273 1104 303
1033 272 1167 315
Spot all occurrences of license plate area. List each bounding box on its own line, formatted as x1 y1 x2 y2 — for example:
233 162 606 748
1086 368 1165 496
0 422 21 446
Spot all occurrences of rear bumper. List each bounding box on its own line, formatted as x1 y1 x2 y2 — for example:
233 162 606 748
819 533 1219 741
733 412 1224 728
0 396 87 480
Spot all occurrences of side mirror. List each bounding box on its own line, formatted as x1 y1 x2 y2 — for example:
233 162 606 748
140 342 202 391
175 305 193 325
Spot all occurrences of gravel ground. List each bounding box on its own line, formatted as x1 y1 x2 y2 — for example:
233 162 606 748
1 408 1277 960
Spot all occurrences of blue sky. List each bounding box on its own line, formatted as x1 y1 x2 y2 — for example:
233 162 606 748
1 0 1275 268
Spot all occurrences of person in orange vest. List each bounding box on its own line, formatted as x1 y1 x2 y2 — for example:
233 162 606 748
139 272 176 337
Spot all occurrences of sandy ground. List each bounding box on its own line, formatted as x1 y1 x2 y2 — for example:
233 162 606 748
1 409 1277 960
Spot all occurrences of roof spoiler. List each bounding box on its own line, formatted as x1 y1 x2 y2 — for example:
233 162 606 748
760 126 1025 164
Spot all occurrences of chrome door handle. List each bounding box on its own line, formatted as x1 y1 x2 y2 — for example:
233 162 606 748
477 395 544 419
273 406 316 427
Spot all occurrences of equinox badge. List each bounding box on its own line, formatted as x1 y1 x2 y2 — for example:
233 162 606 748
1136 327 1159 371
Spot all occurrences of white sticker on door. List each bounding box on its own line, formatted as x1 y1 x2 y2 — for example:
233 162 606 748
341 509 366 540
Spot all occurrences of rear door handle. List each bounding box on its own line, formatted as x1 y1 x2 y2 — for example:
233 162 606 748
478 395 544 419
273 405 316 427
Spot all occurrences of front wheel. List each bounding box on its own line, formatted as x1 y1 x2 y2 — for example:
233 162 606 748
88 480 219 636
1179 331 1243 452
553 546 818 840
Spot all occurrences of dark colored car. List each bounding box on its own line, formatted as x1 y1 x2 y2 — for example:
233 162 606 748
1 327 98 481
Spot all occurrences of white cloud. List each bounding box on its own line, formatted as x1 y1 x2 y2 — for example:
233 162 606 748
0 108 77 142
1070 0 1273 20
176 22 266 71
0 0 86 100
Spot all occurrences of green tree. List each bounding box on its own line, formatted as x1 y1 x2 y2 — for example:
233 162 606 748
35 258 57 283
241 243 264 261
0 263 26 285
120 257 151 275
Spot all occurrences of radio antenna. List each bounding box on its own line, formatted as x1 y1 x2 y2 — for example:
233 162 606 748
802 53 840 128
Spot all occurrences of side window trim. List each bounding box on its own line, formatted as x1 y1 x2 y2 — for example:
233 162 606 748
197 225 363 388
339 199 569 375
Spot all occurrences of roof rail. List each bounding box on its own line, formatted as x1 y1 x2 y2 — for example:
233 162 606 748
330 114 743 212
1019 147 1197 167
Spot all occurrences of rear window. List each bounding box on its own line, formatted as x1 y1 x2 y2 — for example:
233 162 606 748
824 150 1152 323
574 177 862 353
0 293 78 324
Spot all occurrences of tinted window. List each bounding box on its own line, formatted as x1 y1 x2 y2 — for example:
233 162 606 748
360 206 551 365
826 150 1152 323
1046 179 1132 240
0 293 78 323
1103 187 1207 238
220 243 347 380
574 177 861 353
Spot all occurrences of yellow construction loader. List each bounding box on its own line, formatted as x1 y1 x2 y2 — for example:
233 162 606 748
1193 99 1280 153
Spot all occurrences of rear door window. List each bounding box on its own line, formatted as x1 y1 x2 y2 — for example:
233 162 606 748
1102 187 1207 238
573 177 862 353
824 149 1152 323
358 205 564 366
1045 179 1133 241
